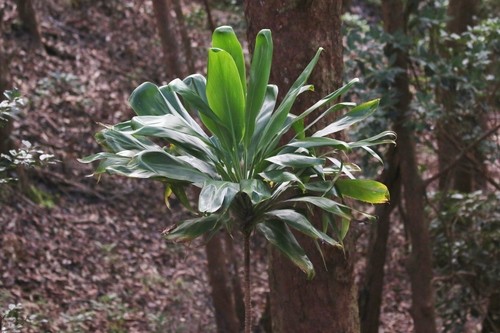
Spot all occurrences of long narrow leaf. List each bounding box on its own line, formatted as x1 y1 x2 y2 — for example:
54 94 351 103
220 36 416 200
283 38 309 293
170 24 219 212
266 154 324 168
165 215 221 242
206 48 246 144
257 48 324 156
245 29 273 145
132 151 210 183
335 178 390 204
313 99 380 137
257 220 315 279
211 26 246 96
286 196 352 220
265 209 338 246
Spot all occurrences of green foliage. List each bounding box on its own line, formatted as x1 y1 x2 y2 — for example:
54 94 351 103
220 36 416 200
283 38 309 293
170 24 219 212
0 91 57 184
343 5 499 327
343 4 499 148
0 90 25 123
430 191 500 332
82 26 394 277
0 303 48 333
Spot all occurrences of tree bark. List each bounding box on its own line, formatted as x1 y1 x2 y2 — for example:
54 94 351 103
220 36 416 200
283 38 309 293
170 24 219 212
152 0 183 80
437 0 485 192
205 233 241 333
380 1 437 332
359 146 401 333
171 0 195 73
15 0 43 48
245 2 360 332
0 8 12 155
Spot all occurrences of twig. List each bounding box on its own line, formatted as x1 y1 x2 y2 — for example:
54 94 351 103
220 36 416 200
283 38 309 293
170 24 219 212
424 123 500 187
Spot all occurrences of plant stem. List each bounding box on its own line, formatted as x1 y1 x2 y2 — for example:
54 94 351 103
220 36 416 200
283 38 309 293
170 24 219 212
244 233 252 333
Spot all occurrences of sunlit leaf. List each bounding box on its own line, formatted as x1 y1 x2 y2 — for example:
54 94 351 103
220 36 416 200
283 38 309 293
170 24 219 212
335 178 390 203
206 48 246 144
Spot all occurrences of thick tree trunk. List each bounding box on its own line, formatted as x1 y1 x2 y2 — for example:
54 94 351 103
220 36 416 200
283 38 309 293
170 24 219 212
205 233 241 333
15 0 43 48
152 0 182 79
359 146 401 333
381 1 437 332
245 2 360 332
437 0 485 192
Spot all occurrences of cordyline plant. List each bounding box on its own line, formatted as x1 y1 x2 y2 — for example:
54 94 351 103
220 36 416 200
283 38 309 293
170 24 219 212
81 26 395 332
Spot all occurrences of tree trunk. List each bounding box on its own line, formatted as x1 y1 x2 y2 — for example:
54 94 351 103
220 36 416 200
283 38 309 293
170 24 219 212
245 2 360 332
482 292 500 333
152 0 183 80
437 0 485 192
202 0 215 31
0 9 12 155
15 0 43 48
380 1 437 332
359 146 401 333
171 0 195 73
205 233 241 333
224 233 245 329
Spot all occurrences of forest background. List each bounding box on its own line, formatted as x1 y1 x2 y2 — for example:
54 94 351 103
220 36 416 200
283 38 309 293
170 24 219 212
0 0 498 332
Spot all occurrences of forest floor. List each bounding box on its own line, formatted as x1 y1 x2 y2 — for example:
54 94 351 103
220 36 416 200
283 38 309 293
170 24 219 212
1 1 412 332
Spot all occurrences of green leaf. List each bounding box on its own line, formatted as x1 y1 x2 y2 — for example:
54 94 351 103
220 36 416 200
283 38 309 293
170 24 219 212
206 48 246 144
265 209 338 246
132 150 210 183
313 99 380 137
165 215 220 242
303 181 338 196
335 178 390 203
211 26 246 96
129 114 215 161
199 180 239 213
340 217 350 241
286 196 352 220
259 170 304 186
239 179 272 205
128 82 169 116
348 130 396 148
245 29 273 145
257 220 315 279
287 137 350 150
257 48 324 156
266 154 325 168
169 75 229 142
171 183 193 211
97 126 157 153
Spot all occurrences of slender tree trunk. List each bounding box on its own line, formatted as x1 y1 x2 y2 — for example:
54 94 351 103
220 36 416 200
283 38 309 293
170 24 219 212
15 0 43 48
381 1 437 332
205 233 241 333
359 146 401 333
437 0 484 192
0 9 12 155
171 0 195 73
152 0 182 79
243 233 251 333
245 2 360 332
483 292 500 333
224 233 245 329
202 0 215 31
